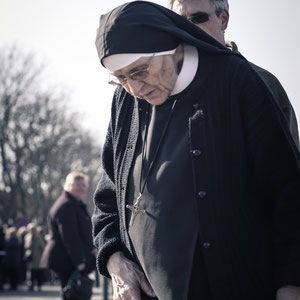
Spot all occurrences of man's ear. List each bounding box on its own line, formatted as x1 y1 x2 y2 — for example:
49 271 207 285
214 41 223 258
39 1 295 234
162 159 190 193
220 9 229 30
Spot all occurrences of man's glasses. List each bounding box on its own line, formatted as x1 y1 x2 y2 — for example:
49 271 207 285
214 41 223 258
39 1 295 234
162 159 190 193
187 9 222 25
187 12 210 24
108 54 155 87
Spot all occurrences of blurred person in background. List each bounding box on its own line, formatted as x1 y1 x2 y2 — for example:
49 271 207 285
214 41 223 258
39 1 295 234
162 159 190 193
40 172 96 299
4 227 21 290
36 225 46 242
14 211 30 230
17 226 28 285
24 222 45 291
0 224 6 290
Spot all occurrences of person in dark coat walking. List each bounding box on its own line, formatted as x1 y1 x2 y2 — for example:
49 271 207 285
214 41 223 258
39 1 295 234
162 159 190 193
92 2 300 300
40 172 96 299
0 225 6 290
4 227 21 290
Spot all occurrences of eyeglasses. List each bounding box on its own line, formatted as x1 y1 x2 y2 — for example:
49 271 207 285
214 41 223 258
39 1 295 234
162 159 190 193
187 9 222 24
187 12 211 24
108 54 155 87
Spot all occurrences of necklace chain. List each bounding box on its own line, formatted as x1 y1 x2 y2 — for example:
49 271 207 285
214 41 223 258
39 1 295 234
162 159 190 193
139 99 178 195
126 99 178 227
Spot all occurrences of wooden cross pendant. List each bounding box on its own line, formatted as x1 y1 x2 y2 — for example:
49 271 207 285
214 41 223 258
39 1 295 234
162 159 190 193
126 193 146 227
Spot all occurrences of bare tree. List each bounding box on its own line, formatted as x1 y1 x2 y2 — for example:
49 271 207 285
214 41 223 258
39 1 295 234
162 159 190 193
0 46 101 226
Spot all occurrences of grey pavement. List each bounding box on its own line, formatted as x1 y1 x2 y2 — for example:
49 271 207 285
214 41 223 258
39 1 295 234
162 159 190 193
0 280 112 300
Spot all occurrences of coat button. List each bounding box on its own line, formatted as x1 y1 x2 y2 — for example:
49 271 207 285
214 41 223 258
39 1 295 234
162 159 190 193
203 242 211 249
192 149 201 156
198 191 206 198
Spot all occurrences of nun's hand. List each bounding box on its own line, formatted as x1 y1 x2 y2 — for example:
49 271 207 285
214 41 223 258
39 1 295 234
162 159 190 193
276 286 300 300
107 251 156 300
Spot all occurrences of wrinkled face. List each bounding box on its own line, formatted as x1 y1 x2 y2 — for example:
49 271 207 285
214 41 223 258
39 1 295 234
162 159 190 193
111 54 179 106
69 178 87 200
176 0 228 45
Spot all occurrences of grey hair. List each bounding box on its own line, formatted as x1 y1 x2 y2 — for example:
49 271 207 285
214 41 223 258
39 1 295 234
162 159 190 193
211 0 229 16
168 0 229 16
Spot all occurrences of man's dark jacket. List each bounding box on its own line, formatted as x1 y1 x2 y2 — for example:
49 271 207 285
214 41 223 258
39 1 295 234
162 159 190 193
226 40 299 147
40 191 95 275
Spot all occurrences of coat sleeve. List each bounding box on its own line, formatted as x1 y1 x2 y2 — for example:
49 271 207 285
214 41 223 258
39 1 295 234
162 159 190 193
250 63 299 148
92 93 123 278
237 61 300 288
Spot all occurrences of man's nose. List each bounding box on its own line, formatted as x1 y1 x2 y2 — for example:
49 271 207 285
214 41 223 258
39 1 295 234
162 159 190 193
126 79 144 96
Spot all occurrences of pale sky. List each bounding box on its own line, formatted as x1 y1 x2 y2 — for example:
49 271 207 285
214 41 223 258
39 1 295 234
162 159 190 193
1 0 299 144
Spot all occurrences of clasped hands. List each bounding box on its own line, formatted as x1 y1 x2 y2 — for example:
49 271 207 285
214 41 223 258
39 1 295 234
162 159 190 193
107 251 300 300
277 286 300 300
107 251 156 300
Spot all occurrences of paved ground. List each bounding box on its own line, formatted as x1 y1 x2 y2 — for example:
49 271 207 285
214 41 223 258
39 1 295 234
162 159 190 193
1 284 67 300
0 278 113 300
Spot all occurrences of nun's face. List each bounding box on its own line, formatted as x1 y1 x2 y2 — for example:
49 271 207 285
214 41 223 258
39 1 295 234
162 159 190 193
112 54 180 105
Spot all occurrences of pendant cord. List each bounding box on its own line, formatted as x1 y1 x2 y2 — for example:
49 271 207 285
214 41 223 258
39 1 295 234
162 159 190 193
139 99 178 195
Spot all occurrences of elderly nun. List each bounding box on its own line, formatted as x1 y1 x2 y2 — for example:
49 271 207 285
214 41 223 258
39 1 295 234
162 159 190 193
92 1 300 300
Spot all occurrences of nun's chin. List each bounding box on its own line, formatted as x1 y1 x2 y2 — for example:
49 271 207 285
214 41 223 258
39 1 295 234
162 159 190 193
142 90 170 106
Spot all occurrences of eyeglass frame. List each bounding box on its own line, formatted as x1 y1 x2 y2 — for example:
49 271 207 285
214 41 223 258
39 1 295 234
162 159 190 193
108 54 156 87
186 8 223 25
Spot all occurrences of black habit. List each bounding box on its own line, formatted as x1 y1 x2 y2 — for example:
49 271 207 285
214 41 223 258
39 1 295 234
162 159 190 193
92 2 300 300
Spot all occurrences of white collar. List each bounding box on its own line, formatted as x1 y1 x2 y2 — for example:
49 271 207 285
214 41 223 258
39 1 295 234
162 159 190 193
170 44 198 96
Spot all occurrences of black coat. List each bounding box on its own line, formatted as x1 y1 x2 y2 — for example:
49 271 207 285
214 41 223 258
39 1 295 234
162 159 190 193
40 192 95 275
92 52 300 300
227 40 299 147
92 2 300 299
4 236 20 269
